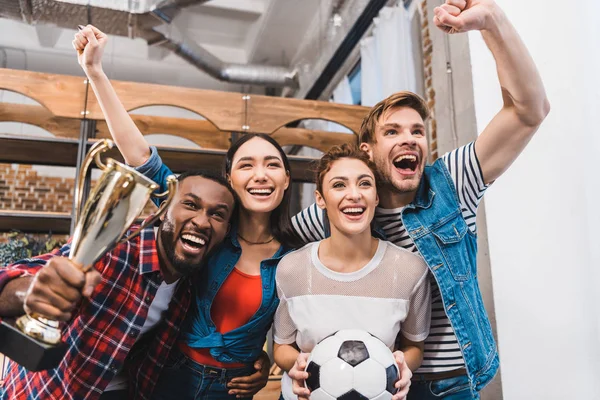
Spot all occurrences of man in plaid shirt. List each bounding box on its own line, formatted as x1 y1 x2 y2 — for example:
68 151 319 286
0 171 237 400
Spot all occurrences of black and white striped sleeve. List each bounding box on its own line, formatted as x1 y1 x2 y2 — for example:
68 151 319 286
291 203 326 242
441 142 490 233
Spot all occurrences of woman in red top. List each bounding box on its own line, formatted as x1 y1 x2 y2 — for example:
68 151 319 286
73 26 303 400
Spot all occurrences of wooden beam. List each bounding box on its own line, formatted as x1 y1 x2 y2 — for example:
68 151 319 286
0 136 318 183
101 144 318 183
0 103 230 149
0 103 356 153
0 103 81 137
271 127 356 152
95 118 230 149
0 134 79 166
0 69 87 119
0 68 370 136
247 96 368 134
0 211 71 234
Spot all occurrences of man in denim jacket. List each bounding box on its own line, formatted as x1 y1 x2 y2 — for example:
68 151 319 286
290 0 549 398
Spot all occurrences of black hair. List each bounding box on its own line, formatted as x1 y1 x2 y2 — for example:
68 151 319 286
224 133 303 249
177 169 238 205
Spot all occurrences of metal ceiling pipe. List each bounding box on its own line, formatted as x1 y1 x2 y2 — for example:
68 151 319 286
155 31 299 89
150 0 211 23
0 0 299 89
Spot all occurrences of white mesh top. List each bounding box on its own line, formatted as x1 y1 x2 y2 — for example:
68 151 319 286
274 239 431 351
274 240 431 400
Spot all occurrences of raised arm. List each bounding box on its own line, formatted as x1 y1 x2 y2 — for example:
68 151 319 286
434 0 550 184
73 25 152 167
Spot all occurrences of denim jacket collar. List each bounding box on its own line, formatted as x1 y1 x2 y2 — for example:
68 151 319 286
405 164 437 211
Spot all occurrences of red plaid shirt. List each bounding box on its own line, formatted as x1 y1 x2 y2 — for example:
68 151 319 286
0 226 192 400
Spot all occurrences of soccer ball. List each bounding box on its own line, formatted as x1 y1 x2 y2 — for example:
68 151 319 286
305 329 400 400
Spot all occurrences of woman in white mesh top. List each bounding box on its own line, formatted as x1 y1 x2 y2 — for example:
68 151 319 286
273 144 432 400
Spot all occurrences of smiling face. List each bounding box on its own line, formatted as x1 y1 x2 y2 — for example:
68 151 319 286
361 106 428 195
316 158 379 237
228 136 290 215
158 175 234 278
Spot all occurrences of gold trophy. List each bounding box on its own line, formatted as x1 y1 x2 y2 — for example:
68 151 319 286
0 139 177 371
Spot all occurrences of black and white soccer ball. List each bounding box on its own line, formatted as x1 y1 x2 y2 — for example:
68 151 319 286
304 329 400 400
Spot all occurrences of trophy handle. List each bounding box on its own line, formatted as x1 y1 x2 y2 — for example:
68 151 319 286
73 139 114 226
119 175 178 243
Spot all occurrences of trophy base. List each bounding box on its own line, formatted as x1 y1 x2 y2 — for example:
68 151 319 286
0 319 67 372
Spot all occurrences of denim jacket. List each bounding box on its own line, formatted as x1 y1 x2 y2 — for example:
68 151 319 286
182 226 290 363
401 159 499 395
136 147 293 364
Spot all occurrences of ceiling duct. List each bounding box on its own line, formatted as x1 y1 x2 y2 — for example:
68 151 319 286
152 25 299 89
0 0 299 88
150 0 210 23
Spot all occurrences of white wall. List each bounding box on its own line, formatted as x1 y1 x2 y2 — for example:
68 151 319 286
469 1 600 399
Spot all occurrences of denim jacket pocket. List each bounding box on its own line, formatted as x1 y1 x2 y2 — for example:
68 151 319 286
431 214 472 281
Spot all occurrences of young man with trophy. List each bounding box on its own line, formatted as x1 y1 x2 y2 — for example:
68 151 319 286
0 141 239 399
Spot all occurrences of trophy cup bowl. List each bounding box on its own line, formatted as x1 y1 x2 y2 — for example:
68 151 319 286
0 139 177 371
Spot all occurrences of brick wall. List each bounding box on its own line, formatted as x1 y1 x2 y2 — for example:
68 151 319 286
0 162 157 242
0 164 74 214
420 0 438 162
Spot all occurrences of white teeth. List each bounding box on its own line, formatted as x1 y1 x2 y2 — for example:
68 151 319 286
182 234 206 245
249 188 273 194
395 154 417 162
342 207 365 214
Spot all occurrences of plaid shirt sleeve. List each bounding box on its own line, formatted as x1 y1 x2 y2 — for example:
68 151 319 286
0 245 71 293
1 228 193 400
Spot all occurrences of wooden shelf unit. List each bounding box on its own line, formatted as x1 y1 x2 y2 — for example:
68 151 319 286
0 68 368 234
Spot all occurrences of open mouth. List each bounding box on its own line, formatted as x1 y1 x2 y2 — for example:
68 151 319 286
180 233 207 254
393 154 419 174
248 188 274 197
341 206 366 219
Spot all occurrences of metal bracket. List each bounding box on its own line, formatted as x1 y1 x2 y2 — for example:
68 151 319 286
242 94 251 131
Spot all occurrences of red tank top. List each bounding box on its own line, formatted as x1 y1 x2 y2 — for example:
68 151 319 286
180 267 263 368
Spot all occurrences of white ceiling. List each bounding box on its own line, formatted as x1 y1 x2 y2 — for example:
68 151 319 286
177 0 323 65
0 0 339 91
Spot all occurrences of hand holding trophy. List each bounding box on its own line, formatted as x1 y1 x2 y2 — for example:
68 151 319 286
0 139 177 371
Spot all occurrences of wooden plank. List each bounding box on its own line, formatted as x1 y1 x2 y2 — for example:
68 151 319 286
92 80 369 134
248 95 368 135
0 211 71 234
0 69 369 137
85 79 246 132
0 103 230 149
101 144 318 183
95 118 230 150
272 127 356 152
0 104 230 149
0 135 317 182
0 103 81 137
0 134 79 166
0 102 354 152
0 69 87 119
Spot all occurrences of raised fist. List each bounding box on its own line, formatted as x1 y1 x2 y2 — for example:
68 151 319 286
433 0 500 34
72 24 108 77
